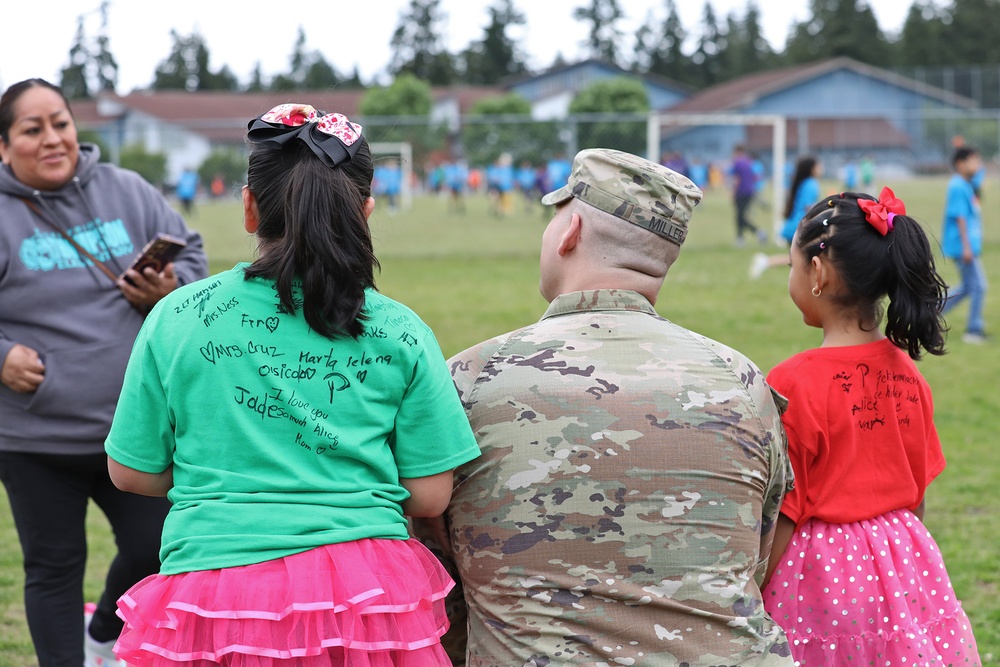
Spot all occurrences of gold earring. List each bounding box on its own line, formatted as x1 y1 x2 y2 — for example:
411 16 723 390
811 286 822 297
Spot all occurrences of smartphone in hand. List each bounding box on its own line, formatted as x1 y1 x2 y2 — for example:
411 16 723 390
121 233 187 285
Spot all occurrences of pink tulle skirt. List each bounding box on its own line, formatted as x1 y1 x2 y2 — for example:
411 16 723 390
764 509 981 666
114 538 455 667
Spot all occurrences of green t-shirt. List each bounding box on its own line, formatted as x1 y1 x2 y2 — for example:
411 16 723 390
106 264 480 574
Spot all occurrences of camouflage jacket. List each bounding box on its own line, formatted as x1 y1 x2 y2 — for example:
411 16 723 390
438 289 794 667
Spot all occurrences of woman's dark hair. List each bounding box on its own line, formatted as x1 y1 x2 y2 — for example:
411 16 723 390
794 192 947 359
243 135 378 339
784 156 817 219
0 79 72 143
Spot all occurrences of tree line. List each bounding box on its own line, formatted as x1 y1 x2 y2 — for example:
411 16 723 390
55 0 1000 99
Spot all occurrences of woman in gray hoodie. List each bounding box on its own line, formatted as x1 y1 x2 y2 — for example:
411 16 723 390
0 78 208 667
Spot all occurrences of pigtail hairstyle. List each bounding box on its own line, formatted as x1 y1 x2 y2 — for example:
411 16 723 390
795 192 947 359
243 136 378 339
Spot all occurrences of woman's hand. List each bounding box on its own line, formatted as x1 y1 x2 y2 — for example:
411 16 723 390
0 344 45 393
118 262 179 307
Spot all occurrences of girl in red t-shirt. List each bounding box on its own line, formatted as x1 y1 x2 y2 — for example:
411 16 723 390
762 189 981 666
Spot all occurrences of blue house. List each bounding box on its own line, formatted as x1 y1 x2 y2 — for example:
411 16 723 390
506 59 690 119
659 57 976 172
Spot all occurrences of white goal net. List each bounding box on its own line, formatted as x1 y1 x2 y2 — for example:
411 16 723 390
370 142 414 212
646 113 787 238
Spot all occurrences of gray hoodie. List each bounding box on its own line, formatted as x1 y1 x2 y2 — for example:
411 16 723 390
0 144 208 453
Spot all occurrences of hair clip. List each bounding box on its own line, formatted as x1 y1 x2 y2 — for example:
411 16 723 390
247 103 364 169
827 199 834 207
819 242 826 250
822 218 829 226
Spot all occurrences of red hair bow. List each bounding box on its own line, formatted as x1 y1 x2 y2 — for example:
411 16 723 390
857 187 906 236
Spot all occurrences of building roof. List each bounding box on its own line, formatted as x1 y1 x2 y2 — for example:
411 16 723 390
505 58 691 95
666 57 976 114
76 86 503 144
68 99 102 125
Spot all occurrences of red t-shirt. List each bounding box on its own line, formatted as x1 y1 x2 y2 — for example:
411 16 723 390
767 339 946 527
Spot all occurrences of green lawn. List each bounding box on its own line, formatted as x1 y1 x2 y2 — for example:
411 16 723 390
1 178 997 665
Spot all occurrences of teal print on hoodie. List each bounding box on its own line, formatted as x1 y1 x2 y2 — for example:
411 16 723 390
19 218 133 271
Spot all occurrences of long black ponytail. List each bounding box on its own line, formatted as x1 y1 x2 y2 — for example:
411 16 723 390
784 156 817 220
243 136 378 339
795 191 947 359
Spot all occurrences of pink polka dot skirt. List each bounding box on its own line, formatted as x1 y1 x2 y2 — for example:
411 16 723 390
764 509 981 666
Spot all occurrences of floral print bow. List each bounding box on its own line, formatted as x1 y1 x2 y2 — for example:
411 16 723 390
857 186 906 236
247 103 364 168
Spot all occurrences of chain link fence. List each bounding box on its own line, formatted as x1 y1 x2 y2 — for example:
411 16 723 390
80 106 1000 193
893 65 1000 109
357 109 1000 182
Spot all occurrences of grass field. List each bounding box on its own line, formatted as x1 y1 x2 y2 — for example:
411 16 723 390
1 177 997 665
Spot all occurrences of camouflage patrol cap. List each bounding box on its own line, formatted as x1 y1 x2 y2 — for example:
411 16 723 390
541 148 703 246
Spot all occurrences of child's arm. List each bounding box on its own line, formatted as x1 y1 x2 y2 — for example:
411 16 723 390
107 457 173 497
400 470 454 518
955 215 973 263
762 513 796 588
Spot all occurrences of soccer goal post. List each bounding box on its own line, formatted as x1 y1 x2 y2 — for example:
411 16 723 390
370 142 414 211
647 113 787 238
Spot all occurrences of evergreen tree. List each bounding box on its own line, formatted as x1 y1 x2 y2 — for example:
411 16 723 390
742 4 776 74
92 1 118 93
195 42 238 91
785 0 890 66
290 28 308 84
723 3 776 79
647 0 694 86
691 3 725 87
573 0 625 66
270 28 348 91
341 66 365 90
304 55 340 91
60 18 91 99
633 10 658 73
897 2 946 67
717 14 741 82
938 0 1000 65
58 2 118 98
201 64 239 91
152 30 237 92
461 0 528 85
270 28 309 91
389 0 456 85
246 63 267 92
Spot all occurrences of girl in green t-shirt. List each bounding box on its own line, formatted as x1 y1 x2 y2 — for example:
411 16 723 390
106 104 480 666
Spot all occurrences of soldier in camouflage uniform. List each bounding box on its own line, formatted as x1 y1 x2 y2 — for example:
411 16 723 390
420 149 795 666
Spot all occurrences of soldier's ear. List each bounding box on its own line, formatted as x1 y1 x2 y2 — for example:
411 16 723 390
557 212 582 256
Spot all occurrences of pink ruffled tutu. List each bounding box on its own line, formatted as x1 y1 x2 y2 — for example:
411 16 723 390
764 509 981 666
114 538 455 666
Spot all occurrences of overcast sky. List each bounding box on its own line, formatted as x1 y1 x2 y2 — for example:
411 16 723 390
1 0 927 93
